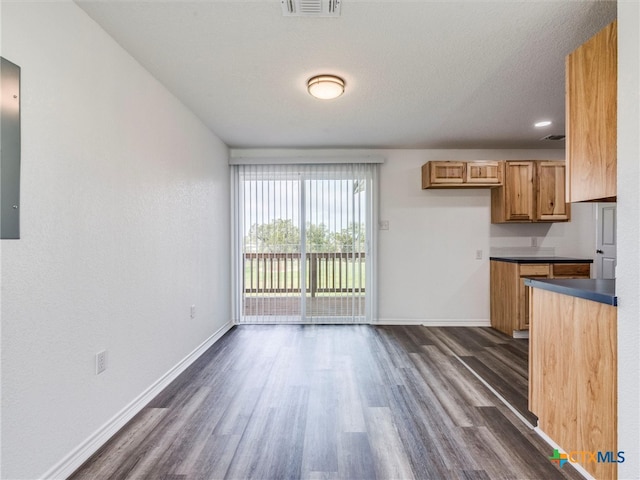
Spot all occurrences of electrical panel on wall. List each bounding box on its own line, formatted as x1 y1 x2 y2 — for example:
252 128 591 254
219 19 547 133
1 57 21 239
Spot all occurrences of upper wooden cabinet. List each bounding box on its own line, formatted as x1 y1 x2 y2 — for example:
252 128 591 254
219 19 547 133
466 162 502 185
537 161 570 221
422 161 465 187
566 20 617 202
422 161 502 188
495 161 535 221
491 161 570 223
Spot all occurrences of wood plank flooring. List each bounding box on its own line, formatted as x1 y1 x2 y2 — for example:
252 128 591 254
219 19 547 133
429 327 536 426
70 326 582 480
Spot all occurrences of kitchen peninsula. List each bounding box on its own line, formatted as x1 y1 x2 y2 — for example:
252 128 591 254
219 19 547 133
526 277 617 480
524 19 621 479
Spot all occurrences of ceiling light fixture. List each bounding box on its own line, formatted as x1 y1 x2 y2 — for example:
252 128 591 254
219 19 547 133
307 75 345 100
534 120 552 128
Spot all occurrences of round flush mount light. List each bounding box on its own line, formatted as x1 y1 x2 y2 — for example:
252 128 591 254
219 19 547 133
307 75 345 100
534 120 552 128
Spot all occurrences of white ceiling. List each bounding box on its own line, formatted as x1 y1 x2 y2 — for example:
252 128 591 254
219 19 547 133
75 0 616 149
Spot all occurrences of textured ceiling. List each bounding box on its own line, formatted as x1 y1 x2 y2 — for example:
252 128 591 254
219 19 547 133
75 0 616 149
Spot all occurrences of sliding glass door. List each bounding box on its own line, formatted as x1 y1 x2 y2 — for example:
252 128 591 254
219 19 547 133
232 163 376 324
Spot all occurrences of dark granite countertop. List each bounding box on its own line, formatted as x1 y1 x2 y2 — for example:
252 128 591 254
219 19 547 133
490 256 593 264
523 278 617 306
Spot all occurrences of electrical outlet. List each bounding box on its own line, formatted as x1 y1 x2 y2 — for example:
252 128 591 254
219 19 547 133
379 220 389 231
475 249 483 260
190 305 196 319
96 350 107 375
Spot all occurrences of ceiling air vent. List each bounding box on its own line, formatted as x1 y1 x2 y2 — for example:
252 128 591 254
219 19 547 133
281 0 341 17
541 134 566 141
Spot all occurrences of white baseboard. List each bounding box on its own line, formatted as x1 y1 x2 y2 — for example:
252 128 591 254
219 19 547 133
374 318 491 327
41 320 234 480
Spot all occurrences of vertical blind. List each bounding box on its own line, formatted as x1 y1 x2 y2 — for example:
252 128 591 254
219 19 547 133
231 163 377 324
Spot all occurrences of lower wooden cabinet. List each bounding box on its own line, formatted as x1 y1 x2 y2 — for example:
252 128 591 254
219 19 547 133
490 260 591 336
529 287 617 480
518 264 550 330
551 262 591 278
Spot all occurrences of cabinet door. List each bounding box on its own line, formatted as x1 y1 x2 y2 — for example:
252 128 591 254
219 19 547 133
519 263 551 330
551 263 591 278
490 260 520 336
465 161 502 184
566 21 617 202
536 162 570 221
504 162 534 221
422 161 464 188
429 161 465 184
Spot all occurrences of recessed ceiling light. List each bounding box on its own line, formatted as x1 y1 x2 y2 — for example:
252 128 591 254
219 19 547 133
307 75 345 100
534 120 552 128
541 134 566 141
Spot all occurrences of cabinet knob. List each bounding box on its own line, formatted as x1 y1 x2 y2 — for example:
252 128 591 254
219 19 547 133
596 249 604 254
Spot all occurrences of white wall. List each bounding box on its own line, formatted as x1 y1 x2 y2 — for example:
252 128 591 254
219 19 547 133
377 149 595 324
617 2 640 478
232 148 596 325
0 2 231 478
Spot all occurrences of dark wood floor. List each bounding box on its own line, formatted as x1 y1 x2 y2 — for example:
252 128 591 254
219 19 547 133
71 326 582 480
427 326 537 426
